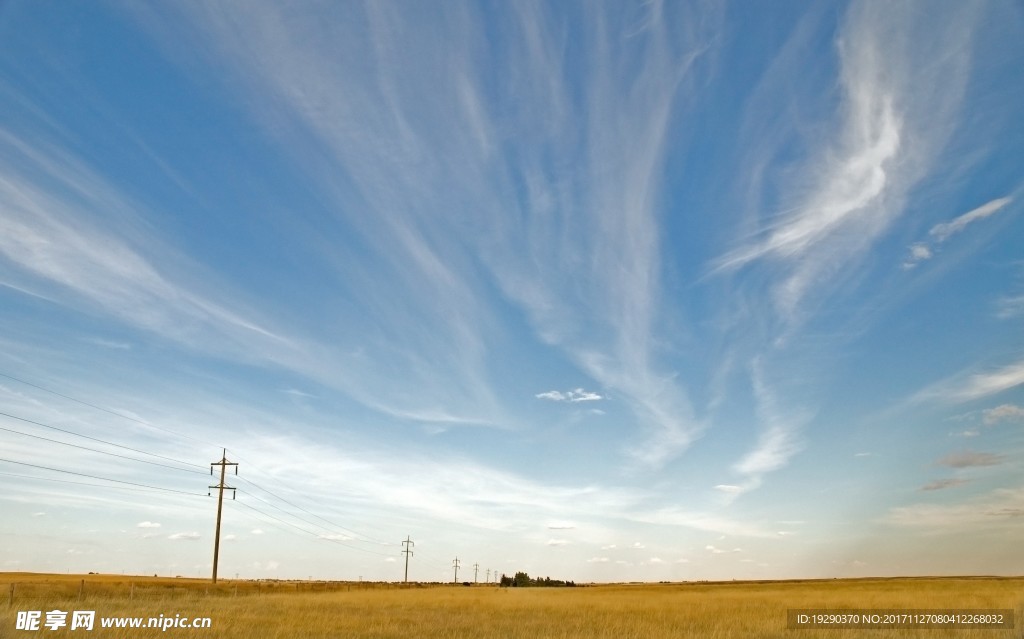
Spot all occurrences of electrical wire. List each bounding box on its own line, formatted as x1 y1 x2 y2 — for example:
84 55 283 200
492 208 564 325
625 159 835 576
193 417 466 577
232 472 391 546
0 470 207 497
0 410 207 471
0 458 207 497
0 423 207 475
0 371 216 446
231 499 396 558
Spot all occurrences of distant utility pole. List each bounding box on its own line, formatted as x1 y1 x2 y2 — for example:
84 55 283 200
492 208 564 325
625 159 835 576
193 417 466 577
473 563 479 583
209 449 238 585
452 557 460 583
486 568 491 583
401 536 415 583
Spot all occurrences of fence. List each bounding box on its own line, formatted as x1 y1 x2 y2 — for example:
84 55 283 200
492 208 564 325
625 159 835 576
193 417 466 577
5 577 433 606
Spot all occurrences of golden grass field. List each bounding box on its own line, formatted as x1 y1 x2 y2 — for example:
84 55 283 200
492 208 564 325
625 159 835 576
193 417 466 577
0 573 1020 638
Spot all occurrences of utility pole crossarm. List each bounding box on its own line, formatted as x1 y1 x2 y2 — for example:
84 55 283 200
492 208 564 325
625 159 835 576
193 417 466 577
209 448 238 585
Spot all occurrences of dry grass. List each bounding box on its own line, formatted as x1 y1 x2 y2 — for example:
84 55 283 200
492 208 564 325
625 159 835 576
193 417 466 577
1 574 1020 638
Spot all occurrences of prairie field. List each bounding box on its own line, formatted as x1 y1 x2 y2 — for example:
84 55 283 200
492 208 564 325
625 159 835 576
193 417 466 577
0 573 1020 639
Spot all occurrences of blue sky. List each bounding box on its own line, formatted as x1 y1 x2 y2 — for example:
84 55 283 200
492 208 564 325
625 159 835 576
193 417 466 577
1 0 1022 582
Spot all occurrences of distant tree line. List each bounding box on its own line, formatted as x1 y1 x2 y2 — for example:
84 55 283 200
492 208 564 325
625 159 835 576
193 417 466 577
499 571 575 588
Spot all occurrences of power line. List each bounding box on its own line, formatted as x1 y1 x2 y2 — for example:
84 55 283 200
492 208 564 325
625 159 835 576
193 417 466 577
0 423 207 475
230 465 390 546
231 500 394 558
0 471 209 496
0 410 207 470
235 487 380 544
0 458 206 497
0 371 214 446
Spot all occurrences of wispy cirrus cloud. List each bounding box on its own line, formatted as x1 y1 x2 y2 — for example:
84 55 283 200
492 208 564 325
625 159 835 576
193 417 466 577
125 1 718 467
0 131 288 354
714 1 979 321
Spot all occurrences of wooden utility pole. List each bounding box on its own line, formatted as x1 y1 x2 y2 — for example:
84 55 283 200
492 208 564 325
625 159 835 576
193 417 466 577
209 449 238 584
401 536 415 583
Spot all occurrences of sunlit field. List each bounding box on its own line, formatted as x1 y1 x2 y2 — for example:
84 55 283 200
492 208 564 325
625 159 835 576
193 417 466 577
1 573 1020 638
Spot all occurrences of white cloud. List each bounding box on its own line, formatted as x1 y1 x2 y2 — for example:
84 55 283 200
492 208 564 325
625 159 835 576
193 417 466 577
136 521 161 528
535 388 603 403
903 196 1012 267
705 545 726 554
646 557 664 565
925 358 1024 403
902 243 932 269
250 529 264 535
586 557 610 563
546 538 568 547
929 197 1012 242
547 523 576 530
223 534 237 541
600 544 617 550
982 404 1024 425
319 534 353 541
31 512 45 517
535 391 566 401
714 484 743 494
168 532 200 541
630 542 645 549
384 557 397 563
